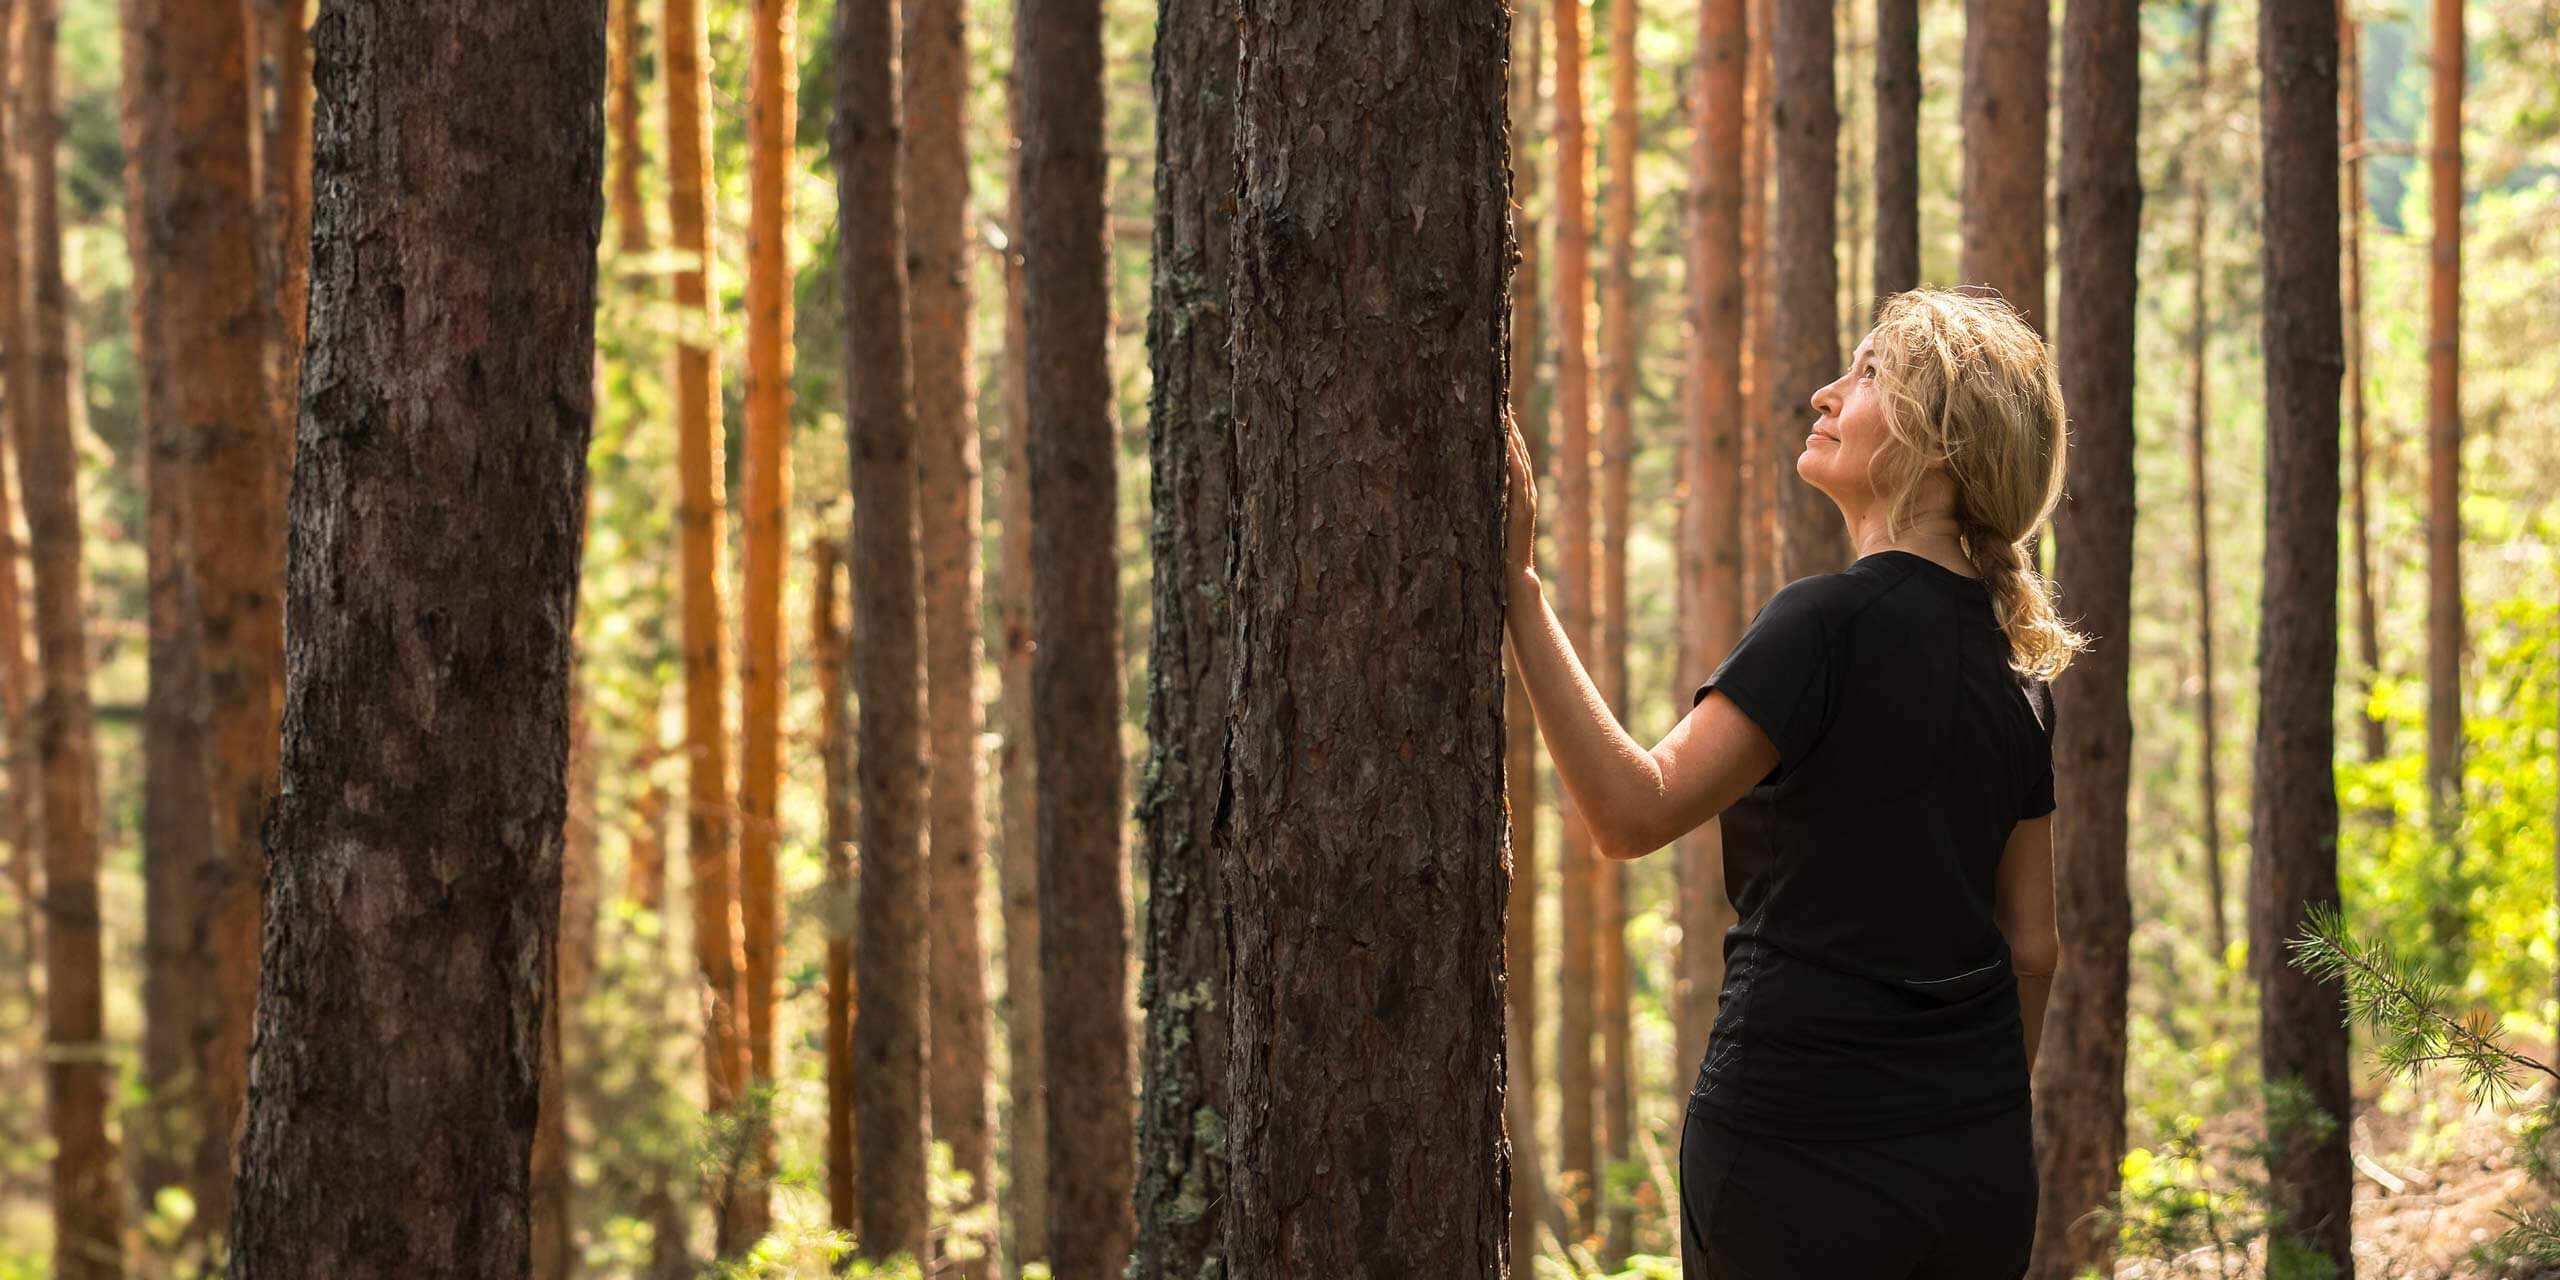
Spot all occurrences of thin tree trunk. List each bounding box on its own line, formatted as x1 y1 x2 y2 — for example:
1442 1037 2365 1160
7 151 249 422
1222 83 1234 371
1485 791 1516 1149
251 0 310 494
2425 0 2462 842
2341 5 2381 766
2027 3 2138 1276
1741 0 1773 605
1017 0 1137 1257
1837 0 1865 350
836 0 931 1258
1504 3 1546 1265
535 692 600 1280
1550 0 1599 1237
1771 0 1847 580
610 0 650 258
995 58 1049 1274
1961 0 2049 330
2187 0 2228 966
1132 0 1233 1270
1873 0 1918 302
16 0 118 1270
0 0 31 964
904 0 994 1264
735 0 797 1242
1682 0 1747 1086
1224 0 1513 1264
224 5 603 1274
664 0 748 1246
815 535 860 1235
2251 1 2352 1273
1597 0 1637 1258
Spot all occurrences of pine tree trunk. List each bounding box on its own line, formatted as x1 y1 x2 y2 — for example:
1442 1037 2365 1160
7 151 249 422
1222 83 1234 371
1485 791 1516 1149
1770 0 1847 580
122 0 275 1239
2251 2 2353 1273
904 0 994 1264
995 60 1050 1273
1504 5 1545 1264
663 0 748 1242
1741 0 1773 605
735 0 797 1241
15 0 118 1271
1872 0 1918 301
1223 0 1513 1265
1017 0 1137 1260
2187 1 2229 967
2341 6 2382 766
609 0 650 257
2424 0 2462 841
0 0 32 960
835 0 931 1258
253 0 310 478
1960 0 2048 329
224 4 603 1272
1597 0 1638 1257
1132 0 1233 1271
1549 0 1600 1237
815 535 860 1234
2028 4 2138 1276
1682 0 1747 1085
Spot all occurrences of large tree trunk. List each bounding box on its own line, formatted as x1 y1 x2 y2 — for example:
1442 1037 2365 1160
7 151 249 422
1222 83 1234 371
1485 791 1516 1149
815 535 860 1233
1223 0 1513 1266
1872 0 1917 302
1770 0 1846 580
122 0 276 1239
2187 1 2229 966
1681 0 1746 1087
2341 7 2381 766
1549 0 1599 1237
735 0 798 1241
995 57 1050 1273
2252 1 2353 1274
15 0 119 1272
2028 3 2139 1277
903 0 994 1265
224 3 603 1273
2424 0 2463 856
1504 4 1545 1265
1017 0 1137 1260
836 0 931 1258
1960 0 2048 329
663 0 748 1243
1132 0 1233 1271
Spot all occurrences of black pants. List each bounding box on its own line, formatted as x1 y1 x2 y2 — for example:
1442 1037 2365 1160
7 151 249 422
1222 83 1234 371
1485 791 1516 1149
1678 1098 2036 1278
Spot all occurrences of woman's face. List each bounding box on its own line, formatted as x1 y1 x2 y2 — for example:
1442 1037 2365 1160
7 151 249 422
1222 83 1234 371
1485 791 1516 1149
1796 330 1890 507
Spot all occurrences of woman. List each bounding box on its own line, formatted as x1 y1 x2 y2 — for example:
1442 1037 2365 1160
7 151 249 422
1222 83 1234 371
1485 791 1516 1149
1504 287 2076 1278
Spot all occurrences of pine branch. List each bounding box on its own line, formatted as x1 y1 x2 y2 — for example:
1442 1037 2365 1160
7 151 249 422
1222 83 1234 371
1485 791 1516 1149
2285 901 2560 1107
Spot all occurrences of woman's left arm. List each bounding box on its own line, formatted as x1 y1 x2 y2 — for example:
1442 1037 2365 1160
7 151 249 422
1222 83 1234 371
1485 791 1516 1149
1504 568 1774 860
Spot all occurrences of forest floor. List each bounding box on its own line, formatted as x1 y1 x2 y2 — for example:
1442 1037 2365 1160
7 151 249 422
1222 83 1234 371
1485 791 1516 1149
2118 1051 2560 1279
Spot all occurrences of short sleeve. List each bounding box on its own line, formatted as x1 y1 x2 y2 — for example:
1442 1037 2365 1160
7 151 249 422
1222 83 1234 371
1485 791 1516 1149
1689 579 1837 778
2020 677 2056 819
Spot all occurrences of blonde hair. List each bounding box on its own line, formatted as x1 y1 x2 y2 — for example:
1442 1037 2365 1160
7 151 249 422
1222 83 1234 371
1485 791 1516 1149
1859 288 2084 680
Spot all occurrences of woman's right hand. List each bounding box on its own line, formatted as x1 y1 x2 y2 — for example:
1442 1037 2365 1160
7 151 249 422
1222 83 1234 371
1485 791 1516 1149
1504 406 1537 579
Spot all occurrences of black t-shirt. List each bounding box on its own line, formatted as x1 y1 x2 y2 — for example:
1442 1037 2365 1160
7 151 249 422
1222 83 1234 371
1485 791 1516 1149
1685 548 2056 1139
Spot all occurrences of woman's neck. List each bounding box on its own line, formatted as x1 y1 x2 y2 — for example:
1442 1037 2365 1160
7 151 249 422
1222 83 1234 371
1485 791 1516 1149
1840 504 1976 577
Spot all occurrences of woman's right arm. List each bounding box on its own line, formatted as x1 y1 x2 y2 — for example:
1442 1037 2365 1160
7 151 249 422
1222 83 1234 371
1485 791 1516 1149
1996 814 2059 1073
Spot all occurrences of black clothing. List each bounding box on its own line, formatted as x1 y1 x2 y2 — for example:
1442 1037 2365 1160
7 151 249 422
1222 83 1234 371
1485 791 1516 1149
1686 548 2056 1142
1679 1092 2036 1279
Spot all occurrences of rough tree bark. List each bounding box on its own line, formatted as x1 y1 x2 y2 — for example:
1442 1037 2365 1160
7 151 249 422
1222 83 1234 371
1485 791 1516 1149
663 0 748 1242
2028 3 2138 1276
835 0 930 1258
1961 0 2048 329
1018 0 1138 1260
736 0 797 1240
904 0 994 1264
122 0 279 1237
1550 0 1599 1236
16 0 120 1271
224 4 603 1275
1132 0 1233 1270
1770 0 1847 579
995 57 1050 1272
1222 0 1514 1266
1873 0 1917 301
2251 1 2353 1274
1681 0 1747 1082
